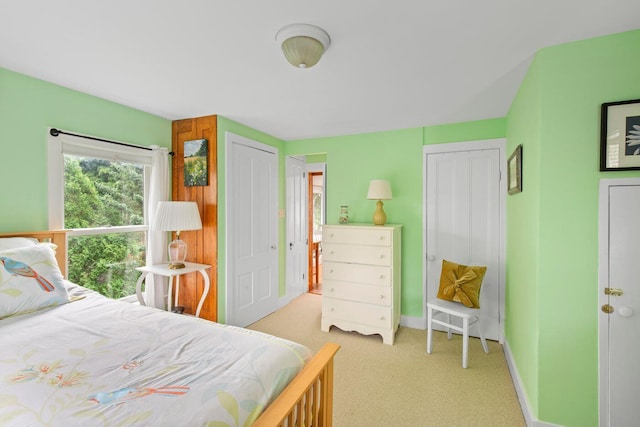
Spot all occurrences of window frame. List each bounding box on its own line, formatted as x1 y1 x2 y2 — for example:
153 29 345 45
47 129 153 301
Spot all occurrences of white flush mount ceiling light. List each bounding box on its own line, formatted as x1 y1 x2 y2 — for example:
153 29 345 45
276 23 331 69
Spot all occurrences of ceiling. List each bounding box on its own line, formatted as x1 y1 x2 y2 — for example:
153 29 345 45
2 1 639 141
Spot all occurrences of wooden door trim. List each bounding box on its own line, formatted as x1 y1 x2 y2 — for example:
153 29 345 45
308 171 323 291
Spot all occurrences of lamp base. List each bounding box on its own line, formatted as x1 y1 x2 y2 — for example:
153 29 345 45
168 236 188 269
372 200 387 226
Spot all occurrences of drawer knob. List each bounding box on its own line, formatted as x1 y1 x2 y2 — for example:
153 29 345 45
330 250 335 255
330 307 334 311
379 316 385 320
330 269 334 274
330 233 334 237
330 288 335 292
379 254 384 259
379 295 384 299
378 274 384 279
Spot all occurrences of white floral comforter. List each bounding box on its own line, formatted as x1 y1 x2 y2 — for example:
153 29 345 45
0 282 311 426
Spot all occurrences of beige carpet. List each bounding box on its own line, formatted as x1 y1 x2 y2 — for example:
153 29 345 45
248 293 526 427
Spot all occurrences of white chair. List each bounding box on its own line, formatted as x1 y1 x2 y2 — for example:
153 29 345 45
426 299 489 368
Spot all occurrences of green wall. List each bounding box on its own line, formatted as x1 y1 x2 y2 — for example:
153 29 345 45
286 118 506 318
506 29 640 426
0 67 171 233
286 128 424 316
306 154 326 163
505 54 543 414
423 118 506 144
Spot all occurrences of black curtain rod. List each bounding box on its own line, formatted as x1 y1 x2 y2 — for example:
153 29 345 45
49 128 174 156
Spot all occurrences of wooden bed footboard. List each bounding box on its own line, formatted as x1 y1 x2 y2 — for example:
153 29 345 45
253 342 340 427
0 230 68 277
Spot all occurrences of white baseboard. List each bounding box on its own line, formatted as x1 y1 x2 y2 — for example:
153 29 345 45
503 340 564 427
401 315 425 329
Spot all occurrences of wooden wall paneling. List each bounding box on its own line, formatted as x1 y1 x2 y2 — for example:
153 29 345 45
308 171 314 291
171 115 218 321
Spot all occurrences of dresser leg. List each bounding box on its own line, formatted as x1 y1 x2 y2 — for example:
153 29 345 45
381 331 395 345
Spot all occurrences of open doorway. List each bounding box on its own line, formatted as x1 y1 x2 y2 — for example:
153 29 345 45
307 164 325 295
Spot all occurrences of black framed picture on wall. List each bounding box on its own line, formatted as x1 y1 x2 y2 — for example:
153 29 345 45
600 98 640 171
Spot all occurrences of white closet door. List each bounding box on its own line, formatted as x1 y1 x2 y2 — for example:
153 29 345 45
599 181 640 427
426 147 501 340
226 133 278 327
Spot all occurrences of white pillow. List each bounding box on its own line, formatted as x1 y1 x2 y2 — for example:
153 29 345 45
0 237 39 251
0 244 69 318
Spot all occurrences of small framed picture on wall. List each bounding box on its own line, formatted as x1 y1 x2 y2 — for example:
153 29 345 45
184 139 208 186
507 144 523 195
600 98 640 171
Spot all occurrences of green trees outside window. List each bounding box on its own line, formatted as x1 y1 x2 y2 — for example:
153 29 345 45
64 156 146 299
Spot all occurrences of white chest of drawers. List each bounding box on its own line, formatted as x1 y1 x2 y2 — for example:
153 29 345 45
321 224 402 345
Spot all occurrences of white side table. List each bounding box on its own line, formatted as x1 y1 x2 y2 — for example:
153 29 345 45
135 262 211 318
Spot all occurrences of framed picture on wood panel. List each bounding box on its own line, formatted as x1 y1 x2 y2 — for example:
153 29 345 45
184 139 208 186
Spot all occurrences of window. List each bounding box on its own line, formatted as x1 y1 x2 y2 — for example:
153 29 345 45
48 132 152 301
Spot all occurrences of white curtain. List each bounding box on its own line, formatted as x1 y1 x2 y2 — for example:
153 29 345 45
145 146 170 308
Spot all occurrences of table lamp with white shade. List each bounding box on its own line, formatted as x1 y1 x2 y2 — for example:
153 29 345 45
153 201 202 269
367 180 393 226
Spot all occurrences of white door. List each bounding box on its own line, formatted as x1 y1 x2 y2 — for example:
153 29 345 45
226 132 278 327
599 179 640 427
424 139 505 341
286 156 308 299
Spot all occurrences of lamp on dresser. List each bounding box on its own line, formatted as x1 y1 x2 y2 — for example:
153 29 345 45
153 201 202 269
367 180 393 226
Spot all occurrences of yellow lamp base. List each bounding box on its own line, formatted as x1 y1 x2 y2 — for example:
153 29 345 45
372 200 387 226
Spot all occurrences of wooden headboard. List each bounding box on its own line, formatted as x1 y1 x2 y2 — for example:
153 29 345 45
0 230 68 277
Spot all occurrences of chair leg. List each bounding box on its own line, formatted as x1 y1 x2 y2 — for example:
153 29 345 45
476 316 489 354
446 313 452 340
462 316 469 369
426 306 433 354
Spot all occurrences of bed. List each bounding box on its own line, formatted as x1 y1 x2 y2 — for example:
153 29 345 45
0 230 339 426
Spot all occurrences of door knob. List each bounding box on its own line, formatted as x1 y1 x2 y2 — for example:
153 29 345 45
289 242 293 250
601 304 614 314
271 245 277 250
428 256 436 262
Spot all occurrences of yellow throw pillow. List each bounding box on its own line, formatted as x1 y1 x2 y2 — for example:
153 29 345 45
436 259 487 308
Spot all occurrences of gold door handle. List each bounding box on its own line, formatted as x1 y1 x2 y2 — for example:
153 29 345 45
605 288 624 296
601 304 614 314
